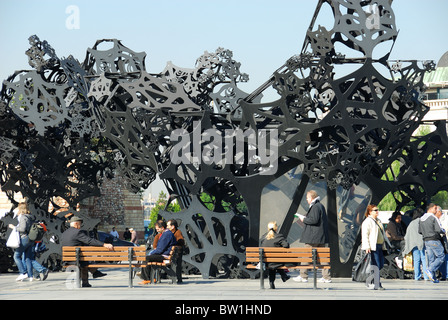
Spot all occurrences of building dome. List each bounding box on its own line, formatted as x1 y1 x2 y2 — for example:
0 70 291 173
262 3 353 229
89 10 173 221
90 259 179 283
437 51 448 68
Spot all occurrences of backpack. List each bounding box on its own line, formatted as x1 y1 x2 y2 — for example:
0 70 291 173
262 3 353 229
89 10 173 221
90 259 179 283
29 222 46 241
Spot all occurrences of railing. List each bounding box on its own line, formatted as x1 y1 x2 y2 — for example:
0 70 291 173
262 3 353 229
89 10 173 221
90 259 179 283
424 99 448 108
422 99 448 122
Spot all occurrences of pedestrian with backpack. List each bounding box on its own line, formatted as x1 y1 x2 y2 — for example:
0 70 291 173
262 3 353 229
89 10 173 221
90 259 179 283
27 222 49 281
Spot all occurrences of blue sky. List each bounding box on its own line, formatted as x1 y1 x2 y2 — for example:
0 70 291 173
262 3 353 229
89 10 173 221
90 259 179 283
1 0 447 87
1 0 447 198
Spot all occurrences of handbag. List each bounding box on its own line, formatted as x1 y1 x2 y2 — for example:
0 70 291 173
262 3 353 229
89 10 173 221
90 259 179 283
403 252 414 272
352 251 372 282
6 227 21 249
371 217 393 254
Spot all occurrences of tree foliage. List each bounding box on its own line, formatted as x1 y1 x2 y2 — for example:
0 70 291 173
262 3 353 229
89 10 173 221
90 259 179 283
148 191 180 229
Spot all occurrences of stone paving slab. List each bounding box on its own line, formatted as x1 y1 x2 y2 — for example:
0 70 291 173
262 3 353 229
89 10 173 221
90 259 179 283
1 268 447 301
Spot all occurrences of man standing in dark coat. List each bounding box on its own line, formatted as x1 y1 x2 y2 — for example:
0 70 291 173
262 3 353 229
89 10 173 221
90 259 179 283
293 190 331 283
61 216 114 287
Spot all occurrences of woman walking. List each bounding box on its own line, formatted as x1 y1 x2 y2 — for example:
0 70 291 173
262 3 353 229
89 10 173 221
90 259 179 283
361 204 387 290
8 203 33 281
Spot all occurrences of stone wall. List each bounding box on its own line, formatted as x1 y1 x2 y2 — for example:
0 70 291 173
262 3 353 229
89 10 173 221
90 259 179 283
1 175 145 243
81 176 145 243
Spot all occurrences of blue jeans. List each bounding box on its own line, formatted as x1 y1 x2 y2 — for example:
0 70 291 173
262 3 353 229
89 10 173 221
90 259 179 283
412 247 428 280
370 244 384 270
13 236 33 277
439 254 448 279
425 240 445 274
23 243 47 276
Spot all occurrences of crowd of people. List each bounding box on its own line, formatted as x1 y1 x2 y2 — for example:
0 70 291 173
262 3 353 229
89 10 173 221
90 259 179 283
7 201 184 287
262 191 448 290
360 202 448 286
7 193 448 289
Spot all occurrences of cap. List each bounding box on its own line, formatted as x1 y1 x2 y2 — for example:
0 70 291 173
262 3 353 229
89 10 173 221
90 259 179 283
69 216 83 223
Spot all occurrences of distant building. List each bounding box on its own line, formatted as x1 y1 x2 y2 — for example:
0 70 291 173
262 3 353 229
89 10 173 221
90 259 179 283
423 51 448 123
81 174 144 242
142 192 157 221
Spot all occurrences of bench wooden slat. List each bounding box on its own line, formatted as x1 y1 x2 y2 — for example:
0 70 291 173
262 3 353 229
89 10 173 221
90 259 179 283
246 258 319 263
248 258 315 263
246 252 330 258
248 255 329 259
62 246 145 252
246 265 331 269
63 252 146 257
245 247 330 253
81 264 147 268
63 257 146 262
62 247 146 260
62 256 146 259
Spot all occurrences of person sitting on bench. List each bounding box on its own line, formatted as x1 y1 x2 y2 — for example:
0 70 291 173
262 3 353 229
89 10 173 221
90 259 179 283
139 220 177 284
61 215 114 287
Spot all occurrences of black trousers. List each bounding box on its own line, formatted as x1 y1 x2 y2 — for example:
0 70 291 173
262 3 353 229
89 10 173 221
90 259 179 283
141 254 165 280
268 268 288 283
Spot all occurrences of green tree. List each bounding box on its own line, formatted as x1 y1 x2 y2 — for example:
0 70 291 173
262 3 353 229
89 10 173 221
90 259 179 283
378 125 448 211
148 191 181 229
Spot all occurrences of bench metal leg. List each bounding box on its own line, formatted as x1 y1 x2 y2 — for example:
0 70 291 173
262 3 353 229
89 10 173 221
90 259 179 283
128 248 133 288
312 249 317 290
259 248 264 290
129 269 133 288
76 248 81 289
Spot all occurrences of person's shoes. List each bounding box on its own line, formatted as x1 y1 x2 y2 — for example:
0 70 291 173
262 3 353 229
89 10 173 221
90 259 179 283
394 257 403 269
82 282 92 287
425 269 439 283
138 280 152 285
269 282 276 289
15 274 28 282
318 277 332 283
292 275 308 282
26 277 33 282
92 270 107 278
40 269 49 281
281 274 290 282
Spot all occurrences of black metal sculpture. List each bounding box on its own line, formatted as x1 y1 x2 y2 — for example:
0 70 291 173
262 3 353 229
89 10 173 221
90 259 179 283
0 0 445 277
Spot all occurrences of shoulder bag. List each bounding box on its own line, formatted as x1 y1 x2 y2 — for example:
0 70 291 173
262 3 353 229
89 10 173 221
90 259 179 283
6 227 21 249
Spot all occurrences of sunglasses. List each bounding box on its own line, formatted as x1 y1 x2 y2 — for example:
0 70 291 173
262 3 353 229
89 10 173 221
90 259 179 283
372 209 379 212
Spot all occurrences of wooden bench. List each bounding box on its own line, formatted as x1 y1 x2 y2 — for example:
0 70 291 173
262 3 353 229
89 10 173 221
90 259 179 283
62 246 146 288
62 245 183 287
245 247 331 289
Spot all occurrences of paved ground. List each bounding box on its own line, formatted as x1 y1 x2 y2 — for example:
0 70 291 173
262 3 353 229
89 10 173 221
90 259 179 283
1 268 447 301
